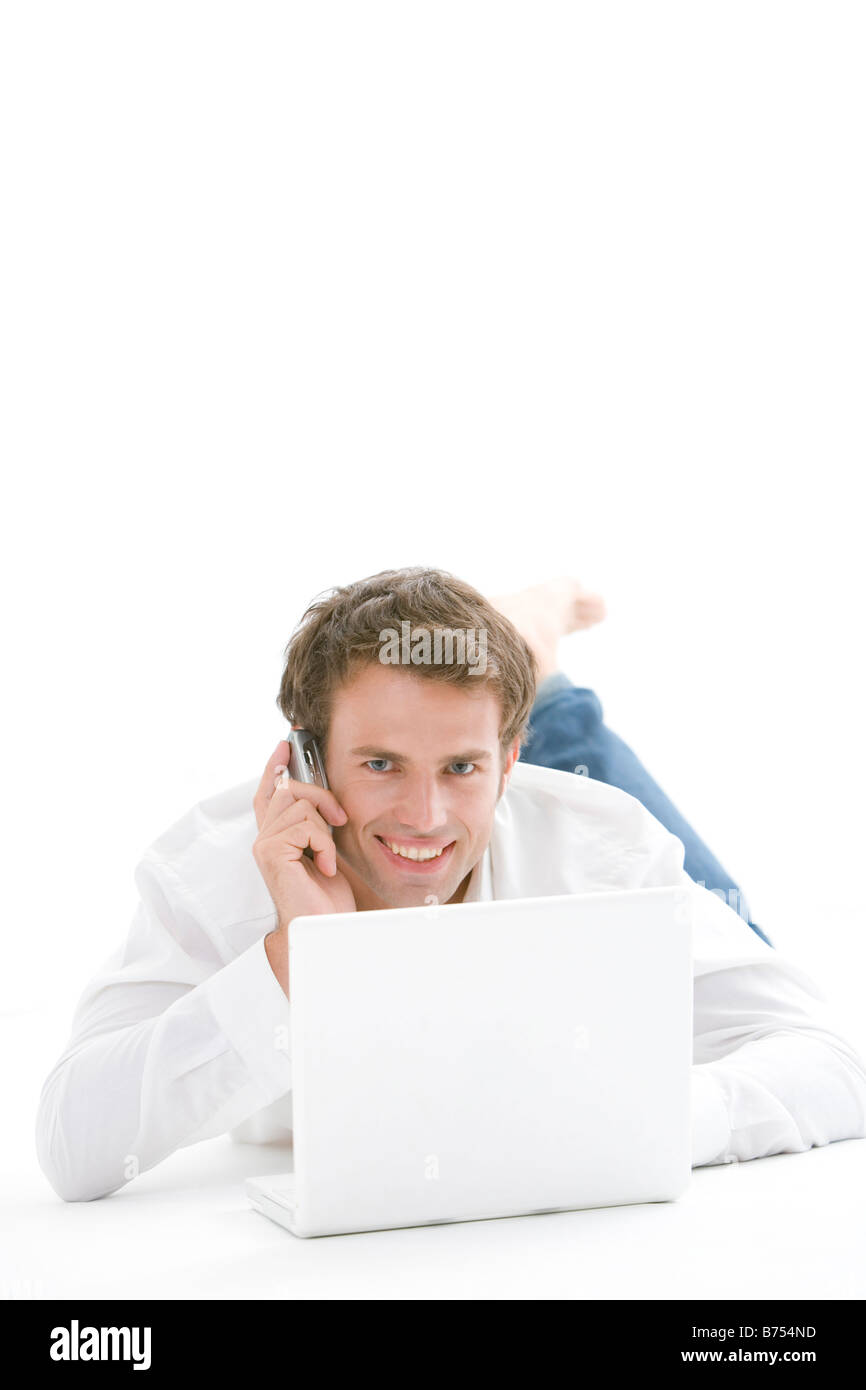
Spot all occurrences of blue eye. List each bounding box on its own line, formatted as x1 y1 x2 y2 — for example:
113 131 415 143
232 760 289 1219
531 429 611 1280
449 762 476 775
366 759 393 772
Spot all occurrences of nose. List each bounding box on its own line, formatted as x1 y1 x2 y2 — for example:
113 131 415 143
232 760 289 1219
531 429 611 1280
391 772 450 835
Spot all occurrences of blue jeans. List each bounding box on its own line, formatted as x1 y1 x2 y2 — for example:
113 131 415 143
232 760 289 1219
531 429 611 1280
520 673 773 947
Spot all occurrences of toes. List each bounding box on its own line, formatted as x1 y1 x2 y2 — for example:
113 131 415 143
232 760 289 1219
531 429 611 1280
571 592 607 630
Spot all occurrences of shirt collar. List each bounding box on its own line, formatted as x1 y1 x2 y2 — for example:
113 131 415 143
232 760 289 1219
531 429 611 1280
458 841 494 904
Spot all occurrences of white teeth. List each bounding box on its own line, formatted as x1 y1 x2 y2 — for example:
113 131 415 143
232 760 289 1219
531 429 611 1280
383 839 447 862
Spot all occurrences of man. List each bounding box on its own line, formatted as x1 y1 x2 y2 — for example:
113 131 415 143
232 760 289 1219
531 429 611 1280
36 568 866 1202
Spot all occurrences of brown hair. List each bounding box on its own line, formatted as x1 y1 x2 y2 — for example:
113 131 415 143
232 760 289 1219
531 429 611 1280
277 567 538 755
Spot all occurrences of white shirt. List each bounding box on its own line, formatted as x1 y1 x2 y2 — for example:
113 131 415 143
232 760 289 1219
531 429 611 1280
36 760 866 1201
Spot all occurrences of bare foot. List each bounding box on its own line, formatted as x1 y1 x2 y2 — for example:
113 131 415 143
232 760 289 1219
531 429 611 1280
490 577 607 681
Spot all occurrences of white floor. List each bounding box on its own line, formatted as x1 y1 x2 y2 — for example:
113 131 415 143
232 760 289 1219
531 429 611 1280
3 1003 865 1301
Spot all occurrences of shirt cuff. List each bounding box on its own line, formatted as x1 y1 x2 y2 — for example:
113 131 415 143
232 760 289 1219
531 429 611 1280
202 936 291 1101
691 1065 732 1167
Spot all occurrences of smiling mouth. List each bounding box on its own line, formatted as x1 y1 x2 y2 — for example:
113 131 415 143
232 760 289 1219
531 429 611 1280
375 836 456 869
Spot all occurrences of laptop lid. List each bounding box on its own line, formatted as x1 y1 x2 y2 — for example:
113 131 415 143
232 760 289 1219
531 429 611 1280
286 885 693 1237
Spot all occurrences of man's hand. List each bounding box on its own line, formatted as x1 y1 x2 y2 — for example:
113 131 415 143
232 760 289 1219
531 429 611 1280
253 740 356 995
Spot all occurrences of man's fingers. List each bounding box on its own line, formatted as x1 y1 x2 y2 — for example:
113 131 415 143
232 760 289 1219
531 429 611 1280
261 777 348 833
253 740 292 829
255 813 337 877
259 797 339 860
285 819 337 876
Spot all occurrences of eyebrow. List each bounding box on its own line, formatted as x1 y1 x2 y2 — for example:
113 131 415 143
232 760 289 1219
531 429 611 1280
349 746 493 763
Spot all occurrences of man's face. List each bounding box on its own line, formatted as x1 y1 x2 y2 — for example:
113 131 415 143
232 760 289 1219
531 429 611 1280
324 663 519 911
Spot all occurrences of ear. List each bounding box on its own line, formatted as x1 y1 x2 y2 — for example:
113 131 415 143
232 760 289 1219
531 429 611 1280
498 736 521 796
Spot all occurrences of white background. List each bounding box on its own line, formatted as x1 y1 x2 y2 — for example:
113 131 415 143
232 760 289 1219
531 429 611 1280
2 0 863 1071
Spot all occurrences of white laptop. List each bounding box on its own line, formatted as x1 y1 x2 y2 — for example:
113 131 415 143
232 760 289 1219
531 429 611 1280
245 885 694 1238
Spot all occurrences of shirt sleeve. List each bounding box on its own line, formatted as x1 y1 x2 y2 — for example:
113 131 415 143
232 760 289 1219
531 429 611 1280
685 876 866 1167
35 872 291 1203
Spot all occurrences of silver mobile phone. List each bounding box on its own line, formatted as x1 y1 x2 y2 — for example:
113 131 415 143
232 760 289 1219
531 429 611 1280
287 729 329 790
